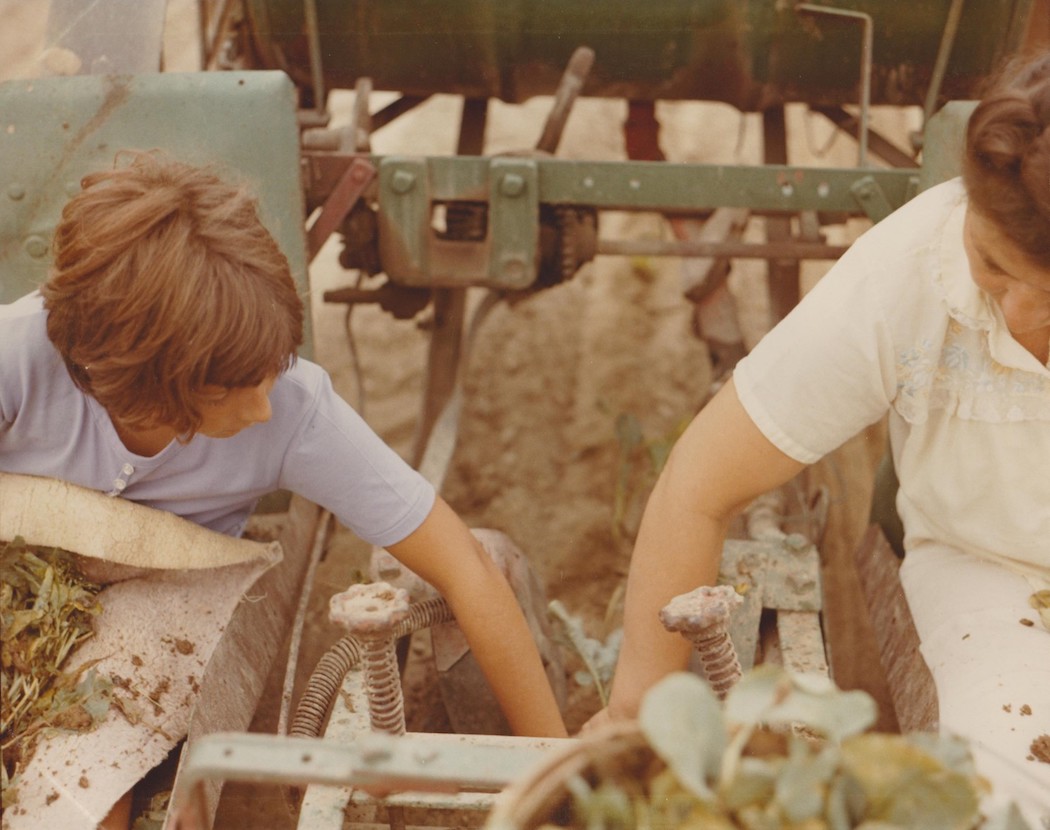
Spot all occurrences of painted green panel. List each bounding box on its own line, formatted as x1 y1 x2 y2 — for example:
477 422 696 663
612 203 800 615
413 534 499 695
0 71 312 354
919 100 978 193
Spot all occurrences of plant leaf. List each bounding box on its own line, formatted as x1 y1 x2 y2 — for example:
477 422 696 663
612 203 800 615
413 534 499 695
725 665 876 742
840 733 981 830
640 672 726 800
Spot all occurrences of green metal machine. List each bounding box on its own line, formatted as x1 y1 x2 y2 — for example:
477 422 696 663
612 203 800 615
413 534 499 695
235 0 1030 108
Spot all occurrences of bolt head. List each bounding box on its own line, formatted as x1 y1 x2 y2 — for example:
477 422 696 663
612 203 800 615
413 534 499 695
390 169 416 194
659 584 742 633
500 255 527 284
24 235 48 258
500 173 526 197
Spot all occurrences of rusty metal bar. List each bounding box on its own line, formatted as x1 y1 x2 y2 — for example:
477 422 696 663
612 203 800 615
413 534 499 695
536 46 595 155
306 157 376 262
596 237 849 261
371 95 432 132
201 0 235 70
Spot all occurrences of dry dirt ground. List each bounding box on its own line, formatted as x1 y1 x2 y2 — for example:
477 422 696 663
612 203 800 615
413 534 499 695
6 2 1045 828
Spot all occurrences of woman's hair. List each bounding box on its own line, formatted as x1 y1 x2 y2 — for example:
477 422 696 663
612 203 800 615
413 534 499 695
962 51 1050 267
41 151 304 437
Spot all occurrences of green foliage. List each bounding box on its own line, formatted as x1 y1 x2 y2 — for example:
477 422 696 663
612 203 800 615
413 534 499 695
610 411 689 549
131 790 171 829
550 667 1030 830
1 537 112 808
548 600 622 706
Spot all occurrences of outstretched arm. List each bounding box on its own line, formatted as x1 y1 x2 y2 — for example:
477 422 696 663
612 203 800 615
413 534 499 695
387 496 568 738
601 378 807 724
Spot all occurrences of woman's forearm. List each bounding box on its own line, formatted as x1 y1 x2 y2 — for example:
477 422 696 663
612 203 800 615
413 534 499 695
605 379 807 720
606 458 728 719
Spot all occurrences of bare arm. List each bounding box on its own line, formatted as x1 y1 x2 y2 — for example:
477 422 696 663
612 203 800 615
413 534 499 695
603 378 807 722
386 496 568 738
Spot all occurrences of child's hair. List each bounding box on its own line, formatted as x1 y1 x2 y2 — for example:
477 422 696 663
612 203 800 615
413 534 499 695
42 151 304 437
962 51 1050 267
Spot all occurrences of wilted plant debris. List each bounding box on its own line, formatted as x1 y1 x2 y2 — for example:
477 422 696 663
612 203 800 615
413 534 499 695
1029 590 1050 630
1 537 113 808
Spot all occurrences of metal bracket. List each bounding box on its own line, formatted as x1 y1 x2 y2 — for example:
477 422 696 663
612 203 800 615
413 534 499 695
378 157 431 280
377 156 539 289
850 174 895 223
487 157 538 289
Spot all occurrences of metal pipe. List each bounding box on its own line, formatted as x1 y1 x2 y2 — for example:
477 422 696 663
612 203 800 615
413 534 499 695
596 237 849 260
302 0 327 115
197 0 208 70
922 0 966 134
796 3 873 167
277 509 332 737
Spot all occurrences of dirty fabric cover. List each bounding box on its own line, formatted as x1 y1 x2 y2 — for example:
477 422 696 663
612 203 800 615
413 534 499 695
0 475 278 828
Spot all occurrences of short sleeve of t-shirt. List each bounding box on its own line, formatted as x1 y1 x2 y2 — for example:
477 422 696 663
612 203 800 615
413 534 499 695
275 365 436 548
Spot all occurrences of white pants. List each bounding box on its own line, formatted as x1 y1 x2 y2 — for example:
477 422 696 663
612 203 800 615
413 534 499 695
900 545 1050 828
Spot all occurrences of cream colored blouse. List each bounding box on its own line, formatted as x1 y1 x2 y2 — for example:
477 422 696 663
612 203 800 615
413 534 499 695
734 178 1050 588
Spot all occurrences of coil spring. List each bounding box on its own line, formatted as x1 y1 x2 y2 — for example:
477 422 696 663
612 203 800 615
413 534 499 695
289 637 361 738
694 628 742 699
360 635 407 734
289 596 455 738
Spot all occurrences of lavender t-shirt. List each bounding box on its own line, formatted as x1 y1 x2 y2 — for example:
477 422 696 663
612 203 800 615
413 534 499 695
0 293 435 544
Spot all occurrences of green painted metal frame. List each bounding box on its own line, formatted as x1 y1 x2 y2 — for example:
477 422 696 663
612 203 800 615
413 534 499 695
369 154 919 288
375 156 919 213
363 101 974 290
0 70 312 356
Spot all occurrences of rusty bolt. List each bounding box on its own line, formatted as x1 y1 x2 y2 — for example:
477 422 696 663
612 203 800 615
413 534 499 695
660 584 743 699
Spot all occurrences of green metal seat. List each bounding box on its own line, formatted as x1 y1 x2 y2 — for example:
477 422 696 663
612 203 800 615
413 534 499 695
0 70 312 355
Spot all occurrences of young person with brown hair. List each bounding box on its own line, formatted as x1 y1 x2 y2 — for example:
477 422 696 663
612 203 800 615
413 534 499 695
589 52 1050 826
1 152 567 829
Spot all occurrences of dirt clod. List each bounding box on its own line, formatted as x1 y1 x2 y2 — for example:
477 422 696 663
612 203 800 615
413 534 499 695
1031 734 1050 764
